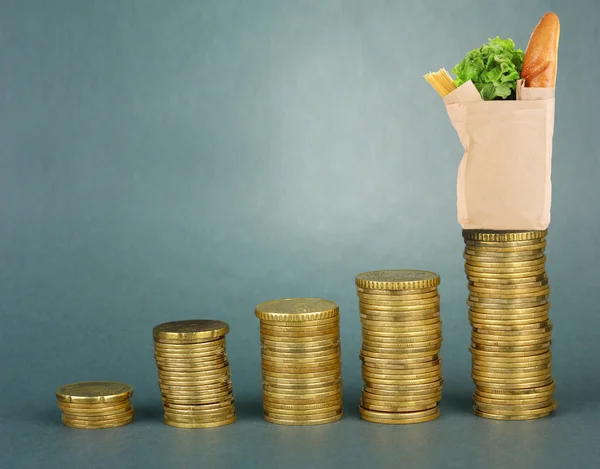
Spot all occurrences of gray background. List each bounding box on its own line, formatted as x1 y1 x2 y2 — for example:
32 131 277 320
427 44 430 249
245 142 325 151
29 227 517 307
2 0 599 467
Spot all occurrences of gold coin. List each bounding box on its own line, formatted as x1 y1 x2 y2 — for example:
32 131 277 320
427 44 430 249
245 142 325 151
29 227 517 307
363 367 441 380
262 383 342 395
360 349 439 360
363 375 441 387
360 317 441 328
164 410 236 422
473 409 553 421
361 343 440 354
260 355 341 366
358 291 439 301
472 358 551 370
159 381 232 393
361 322 442 334
363 333 442 344
465 273 547 285
262 388 341 400
62 415 134 429
358 296 440 307
161 394 234 405
359 301 440 312
473 392 552 405
464 245 545 257
258 315 340 328
153 337 225 349
56 382 133 404
361 389 442 402
154 353 227 365
468 295 549 307
264 412 343 426
474 387 555 401
259 329 339 340
462 230 547 242
362 339 442 351
262 392 343 406
360 312 440 323
154 349 226 361
465 256 547 269
153 320 229 341
465 263 547 276
474 399 556 415
471 333 552 346
475 378 555 394
261 366 340 378
362 363 442 376
157 366 230 378
263 403 342 415
468 284 550 298
261 360 340 372
61 408 135 421
355 270 440 291
160 388 233 400
463 252 544 264
259 324 339 335
470 341 551 352
463 238 546 249
361 396 439 410
263 379 342 391
57 400 132 413
163 415 236 428
357 286 438 296
260 338 340 350
359 408 440 424
163 400 234 411
469 303 550 316
473 360 551 373
255 298 339 322
469 347 551 360
472 324 552 337
158 377 230 388
472 321 551 333
264 408 342 421
471 349 551 362
359 405 438 419
157 363 229 374
365 380 443 393
260 348 341 360
472 369 552 382
153 343 226 355
472 373 553 385
262 399 342 411
164 405 235 417
469 316 550 328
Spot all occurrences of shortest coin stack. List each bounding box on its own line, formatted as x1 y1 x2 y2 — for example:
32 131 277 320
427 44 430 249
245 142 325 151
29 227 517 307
153 320 236 428
56 381 134 429
255 298 343 426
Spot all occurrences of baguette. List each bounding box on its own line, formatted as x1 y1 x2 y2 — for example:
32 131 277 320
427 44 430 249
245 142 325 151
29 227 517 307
521 12 560 87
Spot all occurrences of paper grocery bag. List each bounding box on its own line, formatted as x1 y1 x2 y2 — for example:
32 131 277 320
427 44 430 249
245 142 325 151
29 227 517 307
443 80 555 230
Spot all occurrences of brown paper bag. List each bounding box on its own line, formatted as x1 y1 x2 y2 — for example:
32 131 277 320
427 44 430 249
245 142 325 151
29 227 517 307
443 80 555 230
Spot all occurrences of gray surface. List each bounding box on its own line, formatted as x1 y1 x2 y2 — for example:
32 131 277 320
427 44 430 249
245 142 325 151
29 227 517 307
2 1 599 468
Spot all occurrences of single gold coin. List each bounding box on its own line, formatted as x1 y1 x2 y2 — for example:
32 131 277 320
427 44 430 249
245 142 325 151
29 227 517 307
62 415 134 429
164 405 235 418
362 322 442 334
263 379 342 391
262 388 341 400
362 363 442 376
465 256 547 269
359 301 440 312
163 399 234 411
261 366 340 378
261 368 340 380
264 408 342 420
359 405 438 419
463 238 547 249
263 403 342 415
472 367 552 381
159 381 232 393
361 343 440 355
365 380 443 393
153 320 229 341
473 392 553 405
262 392 342 406
355 270 440 290
468 295 549 308
163 415 236 428
472 324 552 337
469 347 551 360
471 332 552 346
467 285 550 299
471 349 551 362
470 341 551 353
474 388 555 401
358 296 440 307
472 372 553 385
260 338 340 350
472 361 551 373
157 362 229 374
154 349 227 361
465 273 548 285
464 247 545 258
472 358 551 370
474 399 556 415
357 286 438 296
358 291 439 301
61 408 135 421
261 359 340 372
463 252 544 263
360 313 440 324
363 367 441 380
469 303 550 316
462 230 547 242
255 298 339 322
472 321 551 333
260 349 341 361
469 316 550 328
363 375 441 388
475 379 555 395
262 400 342 412
259 329 339 339
56 382 133 404
258 315 340 328
363 333 442 344
264 412 343 426
360 349 439 360
361 396 439 410
57 400 132 412
360 317 441 328
161 395 234 406
153 337 225 349
160 388 233 400
157 365 230 378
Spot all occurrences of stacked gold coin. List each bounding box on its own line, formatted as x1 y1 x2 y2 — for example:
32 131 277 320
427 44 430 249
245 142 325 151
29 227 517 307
463 230 556 420
153 320 236 428
355 270 443 424
255 298 343 426
56 381 134 429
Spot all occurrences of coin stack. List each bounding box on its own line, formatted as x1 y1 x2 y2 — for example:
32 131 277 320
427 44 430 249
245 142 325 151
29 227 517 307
463 230 556 420
255 298 343 426
153 320 236 428
355 270 443 424
56 381 134 429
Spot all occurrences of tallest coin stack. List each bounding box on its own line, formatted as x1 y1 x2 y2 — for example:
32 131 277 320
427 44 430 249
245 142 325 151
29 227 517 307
463 230 556 420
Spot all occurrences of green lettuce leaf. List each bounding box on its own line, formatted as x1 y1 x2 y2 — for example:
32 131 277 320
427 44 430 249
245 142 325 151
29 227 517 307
452 37 524 100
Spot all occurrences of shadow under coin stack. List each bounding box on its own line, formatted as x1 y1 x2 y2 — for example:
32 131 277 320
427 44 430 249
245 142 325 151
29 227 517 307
255 298 343 426
56 381 134 429
153 320 236 428
463 230 556 420
355 270 443 424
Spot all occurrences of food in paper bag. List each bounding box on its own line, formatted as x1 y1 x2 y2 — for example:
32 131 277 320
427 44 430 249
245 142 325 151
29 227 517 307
424 13 560 230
